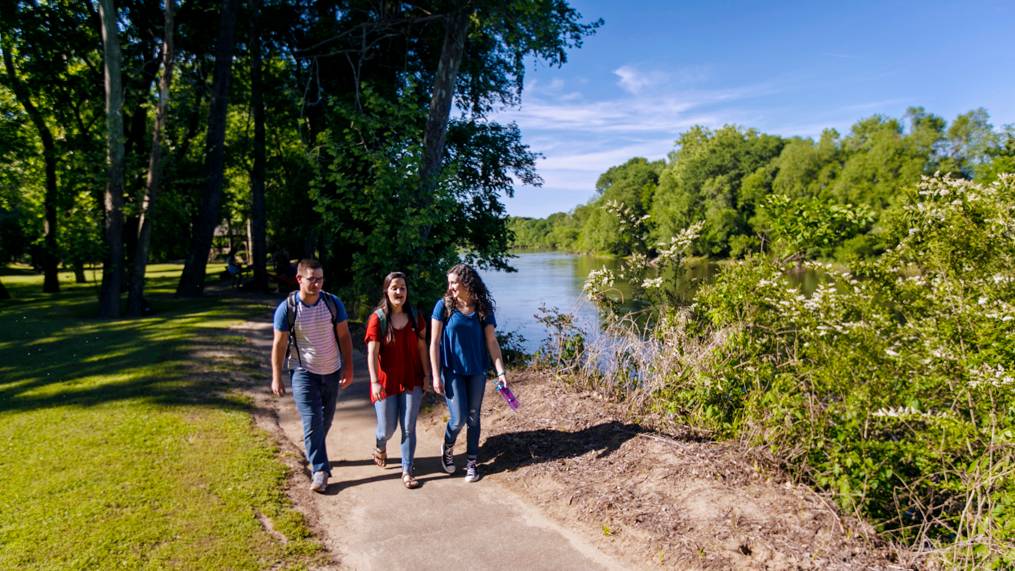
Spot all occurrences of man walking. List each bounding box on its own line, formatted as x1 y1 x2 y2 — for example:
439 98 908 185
271 259 354 493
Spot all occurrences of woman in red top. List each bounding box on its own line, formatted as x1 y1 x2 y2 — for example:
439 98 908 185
365 272 431 489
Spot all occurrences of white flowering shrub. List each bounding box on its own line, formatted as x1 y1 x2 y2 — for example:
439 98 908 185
569 175 1013 567
673 175 1014 567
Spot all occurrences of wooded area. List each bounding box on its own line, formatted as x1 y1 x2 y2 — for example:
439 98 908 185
0 0 600 313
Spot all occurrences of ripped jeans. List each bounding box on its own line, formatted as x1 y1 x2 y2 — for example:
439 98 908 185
442 372 487 460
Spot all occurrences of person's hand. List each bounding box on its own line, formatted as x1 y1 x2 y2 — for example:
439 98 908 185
371 382 383 401
432 375 444 396
339 370 353 389
496 372 508 389
271 377 286 397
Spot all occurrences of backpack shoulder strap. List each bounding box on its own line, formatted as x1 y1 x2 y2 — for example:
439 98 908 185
320 292 342 349
285 292 303 368
373 307 387 340
321 292 340 325
407 305 424 339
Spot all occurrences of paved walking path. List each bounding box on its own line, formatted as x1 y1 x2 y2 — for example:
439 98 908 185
247 321 627 570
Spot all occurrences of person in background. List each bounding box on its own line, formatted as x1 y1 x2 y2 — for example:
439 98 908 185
364 272 430 489
430 263 508 483
270 259 354 493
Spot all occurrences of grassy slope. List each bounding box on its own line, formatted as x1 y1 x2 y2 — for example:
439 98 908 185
0 265 321 569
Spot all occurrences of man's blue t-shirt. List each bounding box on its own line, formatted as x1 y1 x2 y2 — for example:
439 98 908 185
432 298 496 376
273 292 348 374
272 292 349 330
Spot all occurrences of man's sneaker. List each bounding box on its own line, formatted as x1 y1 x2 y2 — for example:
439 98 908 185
310 470 328 493
440 441 456 474
464 459 479 483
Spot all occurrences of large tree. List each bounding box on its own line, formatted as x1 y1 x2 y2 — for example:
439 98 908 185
97 0 126 318
128 0 175 316
248 0 268 292
176 0 241 297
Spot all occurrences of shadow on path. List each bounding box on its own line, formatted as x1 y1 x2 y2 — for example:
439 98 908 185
481 421 646 476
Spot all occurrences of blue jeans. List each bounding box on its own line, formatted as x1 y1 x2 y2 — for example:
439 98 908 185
443 372 487 460
373 387 423 473
290 367 342 475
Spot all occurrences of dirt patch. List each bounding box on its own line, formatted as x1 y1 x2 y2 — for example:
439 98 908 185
420 369 911 570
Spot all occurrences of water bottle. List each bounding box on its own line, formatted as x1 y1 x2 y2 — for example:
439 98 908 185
495 380 519 411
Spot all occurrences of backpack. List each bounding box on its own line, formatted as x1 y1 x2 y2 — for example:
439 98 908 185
374 305 423 343
285 291 342 368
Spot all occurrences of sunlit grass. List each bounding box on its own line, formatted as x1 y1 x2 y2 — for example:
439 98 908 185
0 264 323 569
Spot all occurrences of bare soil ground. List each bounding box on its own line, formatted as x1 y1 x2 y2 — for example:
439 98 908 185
418 368 912 570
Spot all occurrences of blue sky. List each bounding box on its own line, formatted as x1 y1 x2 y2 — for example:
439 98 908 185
496 0 1015 218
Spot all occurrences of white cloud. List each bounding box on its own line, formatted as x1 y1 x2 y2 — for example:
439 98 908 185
498 81 777 136
614 65 668 95
494 71 783 216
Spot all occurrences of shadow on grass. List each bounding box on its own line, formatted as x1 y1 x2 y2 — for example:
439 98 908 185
480 420 647 476
0 271 280 416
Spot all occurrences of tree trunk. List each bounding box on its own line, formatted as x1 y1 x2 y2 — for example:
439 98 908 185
419 3 469 198
98 0 126 318
417 3 469 247
74 262 87 283
249 0 268 292
128 0 174 316
176 0 240 297
0 278 9 300
0 30 60 293
122 41 163 291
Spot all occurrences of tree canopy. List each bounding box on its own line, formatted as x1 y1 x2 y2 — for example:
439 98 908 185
513 107 1013 263
0 0 601 311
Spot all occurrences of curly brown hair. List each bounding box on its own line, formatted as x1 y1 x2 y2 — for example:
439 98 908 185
443 263 495 321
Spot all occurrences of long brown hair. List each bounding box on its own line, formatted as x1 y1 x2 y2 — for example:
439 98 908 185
375 272 418 343
443 264 495 321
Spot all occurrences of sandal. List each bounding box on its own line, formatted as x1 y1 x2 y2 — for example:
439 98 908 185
402 472 420 489
372 447 386 468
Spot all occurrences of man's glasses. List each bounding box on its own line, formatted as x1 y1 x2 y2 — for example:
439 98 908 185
301 276 324 284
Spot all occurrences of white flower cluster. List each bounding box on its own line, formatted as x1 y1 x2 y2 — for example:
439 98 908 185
873 405 921 418
872 405 948 420
604 200 647 231
583 267 616 300
641 277 664 289
968 363 1014 389
656 221 703 263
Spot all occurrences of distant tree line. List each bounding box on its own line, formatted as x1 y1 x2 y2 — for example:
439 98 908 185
511 108 1015 261
0 0 600 311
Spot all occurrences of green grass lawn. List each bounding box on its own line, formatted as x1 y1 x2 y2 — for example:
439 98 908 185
0 265 323 569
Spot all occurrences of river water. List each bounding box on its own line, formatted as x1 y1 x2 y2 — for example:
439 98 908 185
479 252 818 354
478 252 605 353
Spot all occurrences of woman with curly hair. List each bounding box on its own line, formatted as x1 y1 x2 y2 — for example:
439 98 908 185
430 263 508 483
365 272 430 489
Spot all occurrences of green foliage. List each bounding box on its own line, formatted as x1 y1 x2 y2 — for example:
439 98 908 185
61 190 103 270
661 175 1014 565
534 304 587 371
496 329 529 367
760 194 873 260
522 109 1015 266
651 125 784 256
